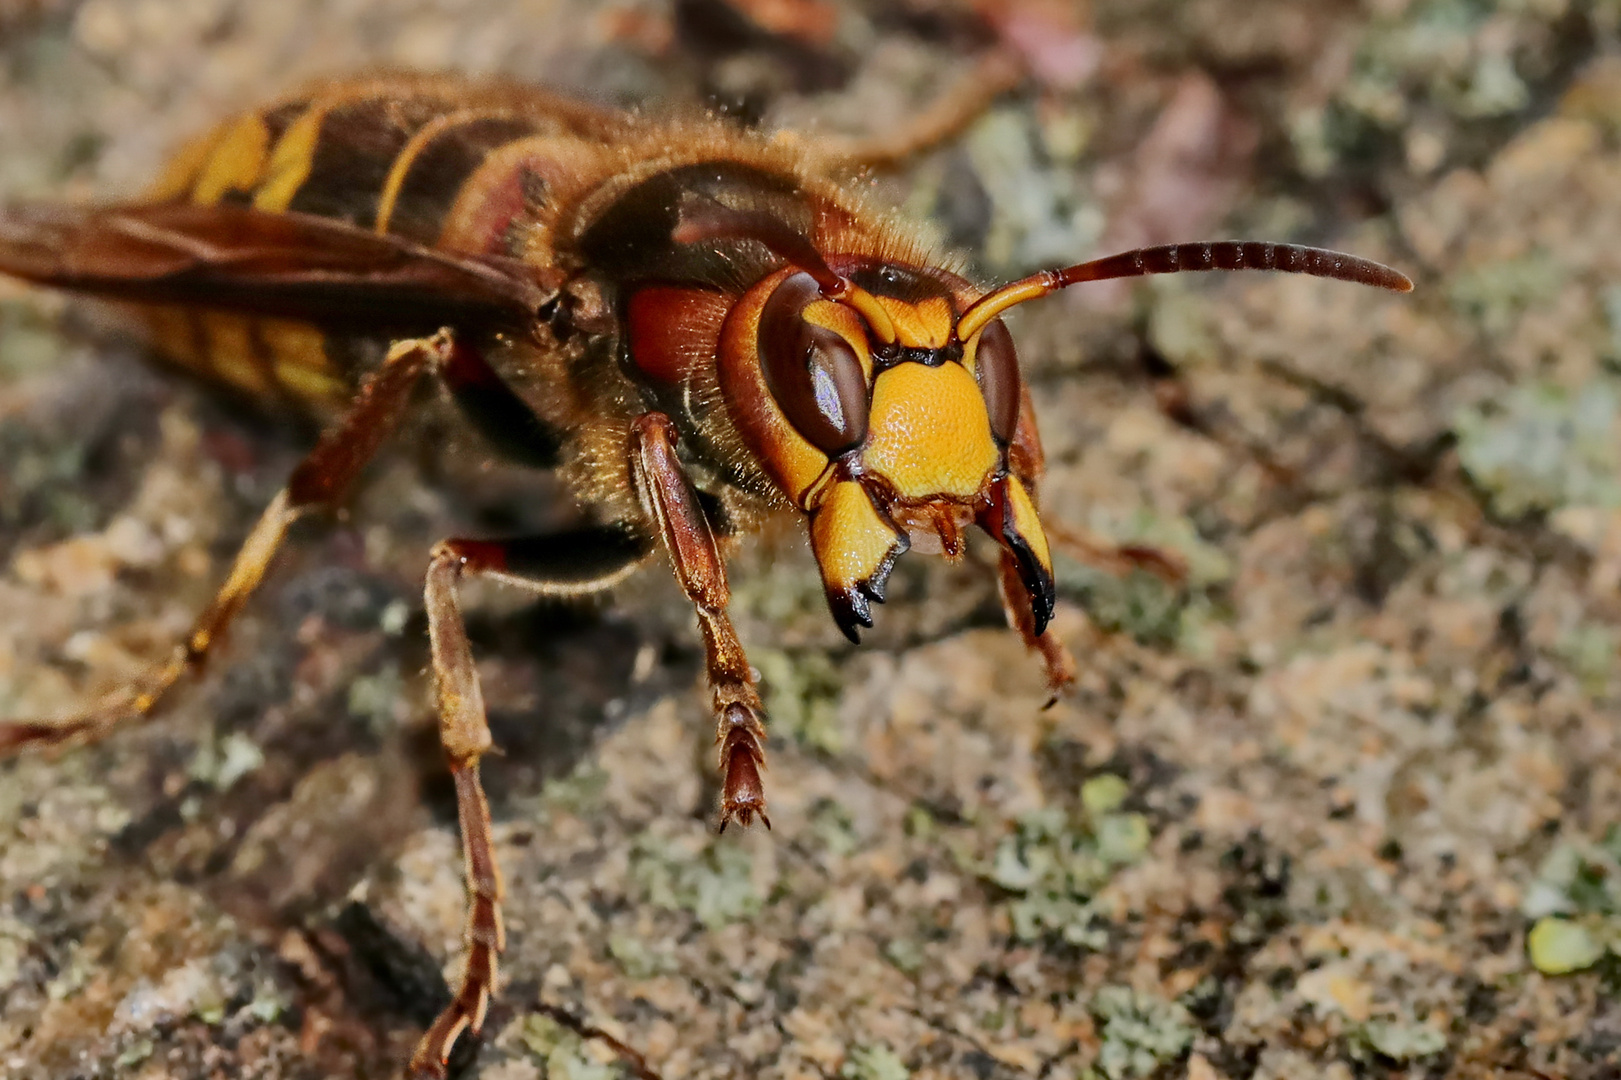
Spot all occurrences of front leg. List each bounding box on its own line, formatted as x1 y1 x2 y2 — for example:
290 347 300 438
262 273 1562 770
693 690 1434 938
629 412 768 830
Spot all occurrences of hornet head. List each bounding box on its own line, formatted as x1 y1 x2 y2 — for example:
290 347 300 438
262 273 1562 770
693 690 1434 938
684 202 1413 642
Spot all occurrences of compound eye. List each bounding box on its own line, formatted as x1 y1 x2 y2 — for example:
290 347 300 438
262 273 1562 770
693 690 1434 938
760 273 871 456
974 317 1021 445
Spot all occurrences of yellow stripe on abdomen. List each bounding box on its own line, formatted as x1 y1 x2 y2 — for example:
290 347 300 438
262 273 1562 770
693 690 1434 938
258 318 349 404
145 98 313 207
253 104 326 213
137 307 352 411
192 113 275 206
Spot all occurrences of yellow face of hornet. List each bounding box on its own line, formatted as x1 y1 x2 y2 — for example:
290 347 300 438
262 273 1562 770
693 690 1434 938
718 261 1057 643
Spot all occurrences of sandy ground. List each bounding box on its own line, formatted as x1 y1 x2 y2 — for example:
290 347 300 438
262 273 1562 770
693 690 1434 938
1 2 1619 1078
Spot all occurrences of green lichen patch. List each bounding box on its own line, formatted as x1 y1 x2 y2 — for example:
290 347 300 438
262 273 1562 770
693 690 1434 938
606 932 675 980
808 797 860 858
1145 286 1220 369
540 762 610 818
0 424 97 534
953 106 1102 273
345 667 409 736
1525 833 1621 918
1525 833 1621 978
1056 563 1186 648
1087 985 1196 1080
840 1043 910 1080
1054 510 1234 651
1081 773 1130 818
113 1038 154 1069
1601 282 1621 365
187 731 265 791
882 935 925 975
985 778 1152 948
515 1014 621 1080
1454 377 1621 518
1293 0 1585 177
754 647 846 755
1447 251 1566 338
1524 827 1621 975
1528 917 1605 975
731 557 829 629
0 916 31 994
1555 621 1619 698
630 830 762 930
1350 1018 1447 1063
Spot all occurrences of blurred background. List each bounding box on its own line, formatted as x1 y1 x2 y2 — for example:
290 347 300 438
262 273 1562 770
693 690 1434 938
0 1 1618 1077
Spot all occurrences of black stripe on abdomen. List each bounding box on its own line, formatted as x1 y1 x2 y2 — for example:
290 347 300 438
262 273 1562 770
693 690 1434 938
379 113 543 244
283 95 455 226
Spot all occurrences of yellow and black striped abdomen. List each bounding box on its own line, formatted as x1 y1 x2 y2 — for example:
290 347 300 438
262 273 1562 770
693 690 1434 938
152 76 614 234
138 77 613 409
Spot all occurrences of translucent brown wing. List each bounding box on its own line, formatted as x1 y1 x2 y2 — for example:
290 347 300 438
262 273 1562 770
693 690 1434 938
0 201 557 332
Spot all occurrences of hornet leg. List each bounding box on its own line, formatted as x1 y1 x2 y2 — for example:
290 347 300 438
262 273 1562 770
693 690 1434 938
408 525 650 1078
629 412 769 830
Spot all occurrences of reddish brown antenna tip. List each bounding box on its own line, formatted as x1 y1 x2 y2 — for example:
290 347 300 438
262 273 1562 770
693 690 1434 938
957 240 1413 341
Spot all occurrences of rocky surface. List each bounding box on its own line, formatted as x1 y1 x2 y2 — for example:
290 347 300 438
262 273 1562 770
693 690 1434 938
1 2 1619 1078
